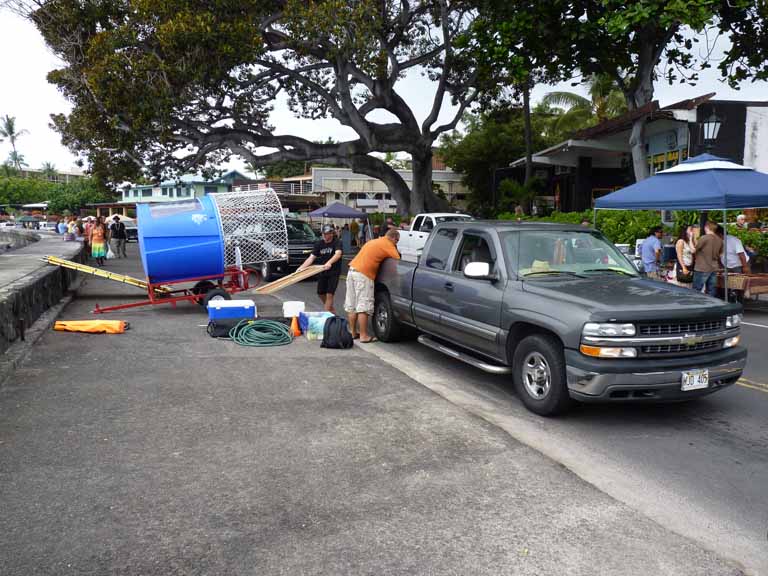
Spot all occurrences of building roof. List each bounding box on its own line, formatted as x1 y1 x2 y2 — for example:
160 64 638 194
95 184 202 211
572 101 668 140
661 92 716 111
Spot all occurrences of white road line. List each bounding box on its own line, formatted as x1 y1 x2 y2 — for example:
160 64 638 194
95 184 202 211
741 321 768 329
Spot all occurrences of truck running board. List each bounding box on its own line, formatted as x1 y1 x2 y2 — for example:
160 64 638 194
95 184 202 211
417 335 512 375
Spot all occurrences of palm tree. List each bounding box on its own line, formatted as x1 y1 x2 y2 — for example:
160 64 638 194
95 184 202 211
41 161 57 180
0 115 29 170
7 151 27 170
540 75 627 136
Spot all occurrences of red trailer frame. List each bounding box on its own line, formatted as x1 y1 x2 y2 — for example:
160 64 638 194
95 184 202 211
93 267 255 314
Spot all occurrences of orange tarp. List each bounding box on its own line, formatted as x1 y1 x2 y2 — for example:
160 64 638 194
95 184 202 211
54 320 128 334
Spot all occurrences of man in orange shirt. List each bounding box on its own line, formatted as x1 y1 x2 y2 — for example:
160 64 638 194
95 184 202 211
345 228 400 342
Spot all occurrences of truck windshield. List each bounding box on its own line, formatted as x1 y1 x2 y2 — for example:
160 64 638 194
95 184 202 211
509 230 638 278
286 220 317 242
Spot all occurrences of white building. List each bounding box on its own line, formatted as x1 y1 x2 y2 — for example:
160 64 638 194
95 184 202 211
311 162 468 214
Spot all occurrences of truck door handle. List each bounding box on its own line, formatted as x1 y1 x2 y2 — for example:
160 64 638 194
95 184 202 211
444 282 454 291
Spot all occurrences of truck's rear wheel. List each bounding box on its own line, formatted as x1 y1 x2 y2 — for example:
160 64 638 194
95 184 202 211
374 291 402 342
512 334 572 416
260 261 275 283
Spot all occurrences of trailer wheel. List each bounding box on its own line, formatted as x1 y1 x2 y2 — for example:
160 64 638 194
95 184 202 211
192 281 216 306
203 288 231 308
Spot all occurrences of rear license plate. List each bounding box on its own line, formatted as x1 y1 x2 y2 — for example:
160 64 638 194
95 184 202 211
681 369 709 391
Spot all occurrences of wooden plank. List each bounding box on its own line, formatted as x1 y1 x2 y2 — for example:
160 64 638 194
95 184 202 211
253 265 325 294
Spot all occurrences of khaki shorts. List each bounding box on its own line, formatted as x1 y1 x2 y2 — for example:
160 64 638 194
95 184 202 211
344 269 374 314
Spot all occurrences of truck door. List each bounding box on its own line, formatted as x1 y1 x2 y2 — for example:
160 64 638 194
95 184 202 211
439 230 505 358
412 226 459 336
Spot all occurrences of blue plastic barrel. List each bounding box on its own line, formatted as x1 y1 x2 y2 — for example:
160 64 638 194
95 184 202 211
137 197 224 283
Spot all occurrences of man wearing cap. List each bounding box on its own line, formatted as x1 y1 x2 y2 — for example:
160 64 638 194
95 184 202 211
109 215 128 258
297 224 343 313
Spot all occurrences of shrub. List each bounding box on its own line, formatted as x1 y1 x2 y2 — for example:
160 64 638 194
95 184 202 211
498 209 664 245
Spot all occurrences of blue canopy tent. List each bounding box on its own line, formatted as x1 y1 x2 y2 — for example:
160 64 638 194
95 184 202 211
308 202 367 219
308 202 370 246
594 154 768 299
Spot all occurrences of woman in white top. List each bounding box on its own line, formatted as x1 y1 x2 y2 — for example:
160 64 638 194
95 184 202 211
674 225 698 282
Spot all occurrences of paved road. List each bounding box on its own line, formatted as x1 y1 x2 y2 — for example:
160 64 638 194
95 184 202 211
278 262 768 575
0 246 745 575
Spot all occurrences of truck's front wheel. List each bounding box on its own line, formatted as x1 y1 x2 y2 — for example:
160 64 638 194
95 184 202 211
512 334 572 416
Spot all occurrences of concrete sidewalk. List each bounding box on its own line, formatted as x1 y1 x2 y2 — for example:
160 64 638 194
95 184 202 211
0 245 743 575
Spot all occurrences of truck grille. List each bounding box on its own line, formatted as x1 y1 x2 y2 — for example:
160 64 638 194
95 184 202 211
640 340 722 357
638 319 724 336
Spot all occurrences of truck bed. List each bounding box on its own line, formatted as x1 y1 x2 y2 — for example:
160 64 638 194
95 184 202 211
376 257 417 325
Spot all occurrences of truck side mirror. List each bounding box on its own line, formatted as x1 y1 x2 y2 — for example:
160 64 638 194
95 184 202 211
464 261 491 279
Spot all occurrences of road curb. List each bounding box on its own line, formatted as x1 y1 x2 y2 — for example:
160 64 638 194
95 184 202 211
0 277 82 388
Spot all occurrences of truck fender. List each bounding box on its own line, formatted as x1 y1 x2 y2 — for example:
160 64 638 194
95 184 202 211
503 312 570 364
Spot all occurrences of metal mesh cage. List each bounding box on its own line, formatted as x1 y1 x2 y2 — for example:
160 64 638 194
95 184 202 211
208 189 289 266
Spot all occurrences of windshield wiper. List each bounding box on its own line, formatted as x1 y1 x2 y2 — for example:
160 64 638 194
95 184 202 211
524 270 586 278
582 268 636 276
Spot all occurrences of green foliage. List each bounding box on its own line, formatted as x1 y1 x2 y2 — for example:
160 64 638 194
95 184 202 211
0 176 113 213
0 115 29 170
497 178 540 212
257 160 308 180
499 209 666 245
438 108 558 215
729 227 768 258
539 74 628 137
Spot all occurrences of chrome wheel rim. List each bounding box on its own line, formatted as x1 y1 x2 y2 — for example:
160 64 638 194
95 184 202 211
522 352 551 400
375 301 388 334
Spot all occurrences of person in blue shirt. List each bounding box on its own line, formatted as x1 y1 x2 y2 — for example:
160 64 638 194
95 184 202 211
56 219 67 235
641 226 663 279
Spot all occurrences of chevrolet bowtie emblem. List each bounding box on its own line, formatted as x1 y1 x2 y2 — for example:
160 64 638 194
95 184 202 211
682 333 703 346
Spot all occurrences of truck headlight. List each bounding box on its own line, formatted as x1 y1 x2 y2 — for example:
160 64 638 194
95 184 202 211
580 345 637 358
725 314 742 328
582 323 636 337
723 336 740 348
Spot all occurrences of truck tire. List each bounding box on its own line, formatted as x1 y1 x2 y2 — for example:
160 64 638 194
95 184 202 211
373 291 403 342
512 334 572 416
202 288 231 308
260 261 275 283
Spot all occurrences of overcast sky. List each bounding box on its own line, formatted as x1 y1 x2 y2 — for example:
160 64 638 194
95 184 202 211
1 9 767 176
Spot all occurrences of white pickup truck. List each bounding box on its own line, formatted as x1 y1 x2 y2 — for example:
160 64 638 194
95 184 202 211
398 212 472 261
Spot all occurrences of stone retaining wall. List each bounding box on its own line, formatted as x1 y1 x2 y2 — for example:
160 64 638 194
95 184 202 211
0 231 85 355
0 228 39 251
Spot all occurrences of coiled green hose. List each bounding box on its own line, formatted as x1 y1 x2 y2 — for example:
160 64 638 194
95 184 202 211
227 319 293 347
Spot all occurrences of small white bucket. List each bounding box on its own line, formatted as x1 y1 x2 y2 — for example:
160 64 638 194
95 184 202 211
282 301 306 317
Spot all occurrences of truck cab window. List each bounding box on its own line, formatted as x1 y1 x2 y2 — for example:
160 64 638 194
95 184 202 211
425 228 457 270
421 218 434 233
454 235 495 274
411 216 424 232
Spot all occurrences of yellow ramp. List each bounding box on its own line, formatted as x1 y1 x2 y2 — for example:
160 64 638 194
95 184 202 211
43 255 170 293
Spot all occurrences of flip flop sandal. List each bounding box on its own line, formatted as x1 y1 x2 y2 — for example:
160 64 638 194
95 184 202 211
359 337 378 343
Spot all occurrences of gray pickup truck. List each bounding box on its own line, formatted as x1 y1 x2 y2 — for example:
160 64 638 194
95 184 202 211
374 221 747 416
